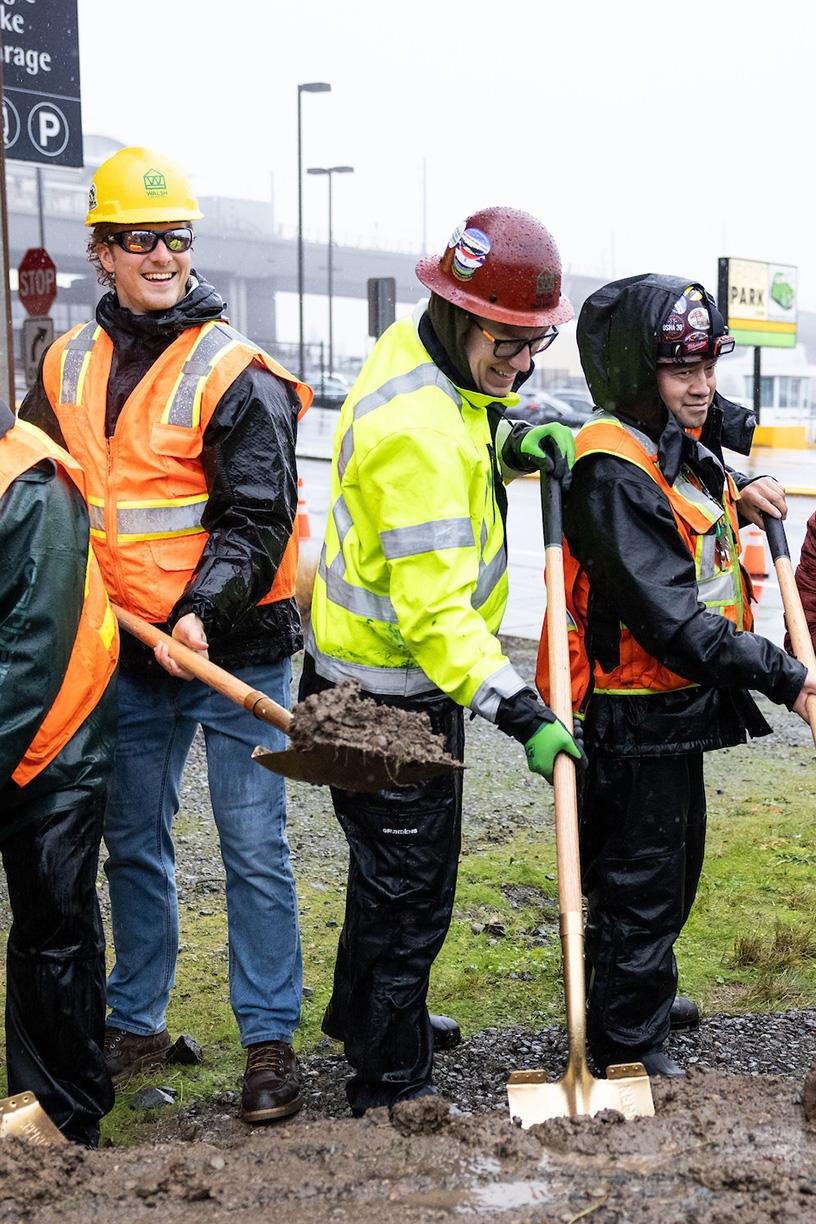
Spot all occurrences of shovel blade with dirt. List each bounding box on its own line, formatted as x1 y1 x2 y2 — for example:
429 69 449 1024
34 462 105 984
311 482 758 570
506 470 654 1126
113 606 463 793
0 1092 66 1146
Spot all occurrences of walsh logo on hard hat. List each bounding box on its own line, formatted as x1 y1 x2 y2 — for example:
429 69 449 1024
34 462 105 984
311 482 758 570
449 225 491 281
143 169 168 198
536 270 556 298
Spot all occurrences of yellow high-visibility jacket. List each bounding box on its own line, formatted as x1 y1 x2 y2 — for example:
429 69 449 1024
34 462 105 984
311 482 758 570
308 305 529 721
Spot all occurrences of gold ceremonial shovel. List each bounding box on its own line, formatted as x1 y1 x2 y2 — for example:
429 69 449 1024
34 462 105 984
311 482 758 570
113 606 461 793
0 1092 66 1145
507 470 654 1126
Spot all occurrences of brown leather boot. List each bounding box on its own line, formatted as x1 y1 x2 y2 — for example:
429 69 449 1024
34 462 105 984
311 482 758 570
241 1040 304 1123
104 1026 172 1085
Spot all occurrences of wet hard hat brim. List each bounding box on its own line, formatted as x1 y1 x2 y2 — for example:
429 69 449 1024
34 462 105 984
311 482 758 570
415 256 574 328
85 204 204 226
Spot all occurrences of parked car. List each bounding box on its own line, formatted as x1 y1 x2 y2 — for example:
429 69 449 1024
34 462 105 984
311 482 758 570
308 373 353 410
505 390 589 428
548 387 596 420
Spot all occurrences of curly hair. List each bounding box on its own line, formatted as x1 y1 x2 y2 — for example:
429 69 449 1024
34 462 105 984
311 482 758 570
87 223 119 289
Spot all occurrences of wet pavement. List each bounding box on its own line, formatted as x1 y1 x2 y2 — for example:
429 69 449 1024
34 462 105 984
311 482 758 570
297 446 816 648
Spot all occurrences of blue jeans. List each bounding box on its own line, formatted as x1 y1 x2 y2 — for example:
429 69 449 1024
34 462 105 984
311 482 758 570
103 660 302 1048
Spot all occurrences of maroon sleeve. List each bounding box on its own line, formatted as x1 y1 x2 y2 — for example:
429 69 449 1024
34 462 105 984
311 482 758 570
789 511 816 652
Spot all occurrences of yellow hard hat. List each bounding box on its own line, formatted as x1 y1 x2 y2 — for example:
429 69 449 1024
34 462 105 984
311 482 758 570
85 146 203 226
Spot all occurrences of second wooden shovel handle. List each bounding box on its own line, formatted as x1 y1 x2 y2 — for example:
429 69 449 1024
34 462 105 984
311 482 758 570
111 604 293 733
761 514 816 747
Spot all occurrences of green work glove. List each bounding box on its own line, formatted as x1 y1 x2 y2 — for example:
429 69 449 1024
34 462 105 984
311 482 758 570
524 715 586 784
519 423 576 478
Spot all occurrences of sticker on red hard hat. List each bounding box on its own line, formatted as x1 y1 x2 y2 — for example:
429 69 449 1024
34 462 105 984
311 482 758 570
687 306 710 330
681 331 710 354
662 314 685 337
451 226 491 281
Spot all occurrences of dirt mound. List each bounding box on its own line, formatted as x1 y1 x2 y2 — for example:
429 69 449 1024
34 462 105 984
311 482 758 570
2 1069 815 1223
290 680 459 768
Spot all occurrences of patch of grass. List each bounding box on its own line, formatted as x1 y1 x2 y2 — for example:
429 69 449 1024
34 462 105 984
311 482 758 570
6 724 816 1148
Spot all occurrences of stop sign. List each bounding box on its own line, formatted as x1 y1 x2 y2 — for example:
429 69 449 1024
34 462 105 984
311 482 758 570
18 247 57 317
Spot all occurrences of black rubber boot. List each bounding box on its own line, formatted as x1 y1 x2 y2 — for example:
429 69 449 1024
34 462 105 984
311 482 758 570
640 1047 685 1078
429 1014 461 1051
669 995 700 1031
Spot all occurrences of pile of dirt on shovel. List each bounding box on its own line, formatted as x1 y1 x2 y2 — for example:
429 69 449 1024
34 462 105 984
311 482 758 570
289 680 458 768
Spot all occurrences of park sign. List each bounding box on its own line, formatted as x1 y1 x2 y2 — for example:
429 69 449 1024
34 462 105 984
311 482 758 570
2 0 83 167
717 257 797 348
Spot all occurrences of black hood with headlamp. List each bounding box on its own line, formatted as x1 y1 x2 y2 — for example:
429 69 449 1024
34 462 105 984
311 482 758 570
576 272 754 455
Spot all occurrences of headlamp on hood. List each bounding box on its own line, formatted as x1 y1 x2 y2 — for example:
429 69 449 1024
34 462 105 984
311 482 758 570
656 285 735 365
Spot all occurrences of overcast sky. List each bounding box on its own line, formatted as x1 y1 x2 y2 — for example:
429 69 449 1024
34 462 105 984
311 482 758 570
78 0 815 326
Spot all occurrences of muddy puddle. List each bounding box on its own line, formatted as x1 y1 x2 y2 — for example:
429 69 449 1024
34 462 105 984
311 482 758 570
2 1067 815 1222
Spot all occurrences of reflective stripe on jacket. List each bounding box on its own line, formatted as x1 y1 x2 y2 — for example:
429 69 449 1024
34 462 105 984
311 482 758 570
308 309 527 715
1 418 119 786
537 412 753 712
42 320 312 623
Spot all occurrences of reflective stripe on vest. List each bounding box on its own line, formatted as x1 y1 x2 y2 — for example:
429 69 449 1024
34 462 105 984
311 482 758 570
337 363 462 481
1 419 118 785
320 359 507 630
536 413 750 709
44 319 309 622
161 323 244 428
58 321 101 405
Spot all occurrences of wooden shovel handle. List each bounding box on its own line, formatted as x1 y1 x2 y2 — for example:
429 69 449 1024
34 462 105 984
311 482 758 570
539 472 583 916
761 514 816 747
111 604 292 733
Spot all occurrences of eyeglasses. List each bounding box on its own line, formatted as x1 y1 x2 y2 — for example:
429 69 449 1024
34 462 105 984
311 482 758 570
106 228 194 255
475 321 558 359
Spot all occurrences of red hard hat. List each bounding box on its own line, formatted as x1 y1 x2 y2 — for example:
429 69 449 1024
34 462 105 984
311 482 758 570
416 206 573 328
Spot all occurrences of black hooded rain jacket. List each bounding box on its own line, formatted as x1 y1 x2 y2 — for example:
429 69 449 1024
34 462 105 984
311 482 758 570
569 274 804 755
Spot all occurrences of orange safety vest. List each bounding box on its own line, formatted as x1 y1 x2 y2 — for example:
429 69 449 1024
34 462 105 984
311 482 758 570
1 418 119 787
537 413 753 713
43 319 312 624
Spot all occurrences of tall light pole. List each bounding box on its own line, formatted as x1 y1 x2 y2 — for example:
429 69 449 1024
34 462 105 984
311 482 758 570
297 81 331 379
307 165 354 376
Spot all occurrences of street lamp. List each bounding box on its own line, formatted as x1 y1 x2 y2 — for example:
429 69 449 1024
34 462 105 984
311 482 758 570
297 81 331 380
307 164 354 377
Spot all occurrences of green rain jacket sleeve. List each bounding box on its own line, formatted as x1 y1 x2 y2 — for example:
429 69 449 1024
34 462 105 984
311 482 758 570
0 462 85 786
356 426 527 716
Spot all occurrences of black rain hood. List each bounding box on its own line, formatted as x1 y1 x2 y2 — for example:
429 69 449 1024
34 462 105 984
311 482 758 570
576 273 754 457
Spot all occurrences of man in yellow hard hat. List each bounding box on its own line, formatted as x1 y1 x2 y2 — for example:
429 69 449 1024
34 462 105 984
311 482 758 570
20 147 312 1123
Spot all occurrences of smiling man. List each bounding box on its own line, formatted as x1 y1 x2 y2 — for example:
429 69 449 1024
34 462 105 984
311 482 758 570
536 273 816 1079
20 146 312 1124
301 207 585 1116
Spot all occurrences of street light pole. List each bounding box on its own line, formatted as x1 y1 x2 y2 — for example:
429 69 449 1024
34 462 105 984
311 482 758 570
297 81 331 380
307 164 354 376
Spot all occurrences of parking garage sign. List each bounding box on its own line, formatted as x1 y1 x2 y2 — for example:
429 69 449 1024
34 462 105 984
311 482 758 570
2 0 83 167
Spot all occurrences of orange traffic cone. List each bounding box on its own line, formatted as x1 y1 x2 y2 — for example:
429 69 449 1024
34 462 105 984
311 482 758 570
297 477 312 541
742 525 769 580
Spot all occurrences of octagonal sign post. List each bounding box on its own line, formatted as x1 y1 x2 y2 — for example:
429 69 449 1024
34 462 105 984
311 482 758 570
18 247 57 317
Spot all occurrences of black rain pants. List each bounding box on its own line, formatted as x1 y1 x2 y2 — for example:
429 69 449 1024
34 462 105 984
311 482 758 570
2 796 114 1146
300 653 464 1116
579 750 706 1067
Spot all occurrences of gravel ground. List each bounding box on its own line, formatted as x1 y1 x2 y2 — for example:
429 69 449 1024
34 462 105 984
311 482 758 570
3 638 816 1222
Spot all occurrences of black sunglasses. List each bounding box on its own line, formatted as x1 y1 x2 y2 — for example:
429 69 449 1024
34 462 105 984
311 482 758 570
106 227 194 255
474 320 559 360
